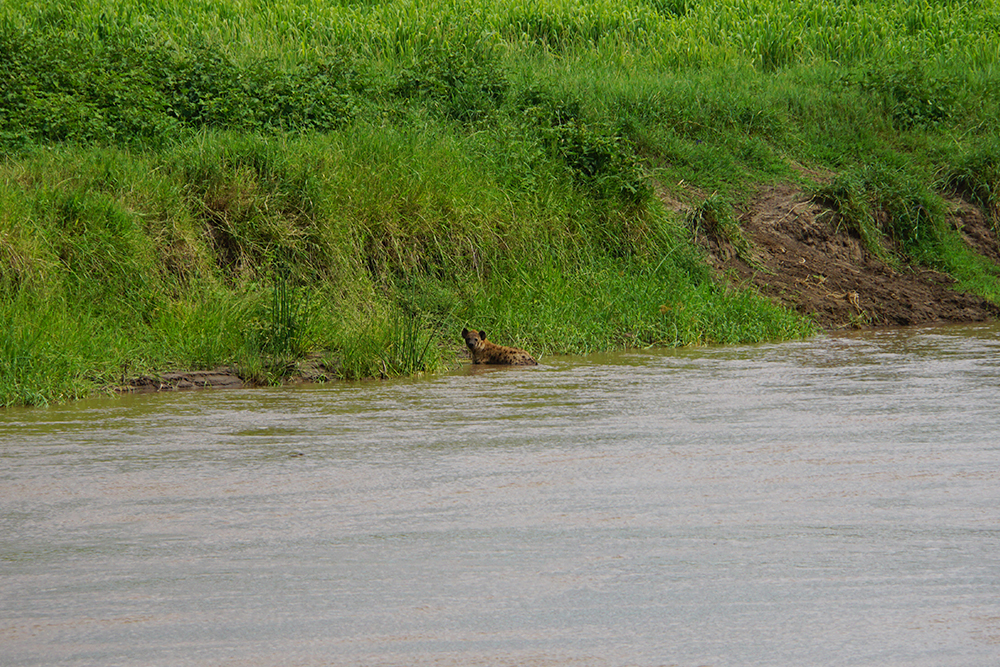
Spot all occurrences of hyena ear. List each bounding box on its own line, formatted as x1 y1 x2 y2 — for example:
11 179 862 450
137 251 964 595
479 330 487 340
461 328 469 336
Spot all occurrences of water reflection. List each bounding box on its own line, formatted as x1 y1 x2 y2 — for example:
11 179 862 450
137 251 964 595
2 324 1000 666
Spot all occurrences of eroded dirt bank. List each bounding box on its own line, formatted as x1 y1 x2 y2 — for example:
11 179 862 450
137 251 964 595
665 182 1000 330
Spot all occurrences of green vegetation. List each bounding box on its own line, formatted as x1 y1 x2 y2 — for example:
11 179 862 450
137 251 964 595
3 0 1000 406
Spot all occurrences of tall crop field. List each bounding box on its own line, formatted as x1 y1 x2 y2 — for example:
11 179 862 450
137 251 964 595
3 0 1000 405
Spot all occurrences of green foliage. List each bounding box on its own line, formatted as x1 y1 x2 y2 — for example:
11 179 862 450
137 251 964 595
847 61 956 129
42 189 164 318
240 259 312 374
687 194 757 268
6 0 1000 153
390 44 509 123
814 170 893 262
814 160 1000 301
645 0 693 19
515 87 649 205
816 163 943 256
454 238 811 355
943 137 1000 223
0 299 88 407
0 23 360 151
335 314 441 380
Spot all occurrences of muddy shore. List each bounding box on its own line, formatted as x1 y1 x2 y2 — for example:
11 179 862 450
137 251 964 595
123 358 332 394
664 181 1000 330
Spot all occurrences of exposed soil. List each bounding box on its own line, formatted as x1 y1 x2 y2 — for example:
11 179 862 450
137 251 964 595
126 369 246 393
122 357 332 394
660 181 1000 330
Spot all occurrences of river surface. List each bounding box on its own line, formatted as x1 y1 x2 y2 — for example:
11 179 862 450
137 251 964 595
2 324 1000 666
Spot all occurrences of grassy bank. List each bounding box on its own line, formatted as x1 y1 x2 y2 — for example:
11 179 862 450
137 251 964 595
3 0 1000 406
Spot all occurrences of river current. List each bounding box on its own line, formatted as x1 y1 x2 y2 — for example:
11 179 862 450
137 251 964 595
2 324 999 666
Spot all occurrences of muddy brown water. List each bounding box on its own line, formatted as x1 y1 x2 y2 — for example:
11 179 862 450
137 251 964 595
2 324 1000 666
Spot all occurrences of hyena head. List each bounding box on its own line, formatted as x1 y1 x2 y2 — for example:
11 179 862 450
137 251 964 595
461 328 487 352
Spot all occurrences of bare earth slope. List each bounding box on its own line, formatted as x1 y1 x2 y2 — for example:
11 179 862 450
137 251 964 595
664 183 1000 330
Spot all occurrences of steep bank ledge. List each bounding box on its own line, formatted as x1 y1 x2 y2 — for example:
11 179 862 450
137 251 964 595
664 182 1000 329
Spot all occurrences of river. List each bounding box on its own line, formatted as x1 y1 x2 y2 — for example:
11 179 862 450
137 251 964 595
2 324 999 666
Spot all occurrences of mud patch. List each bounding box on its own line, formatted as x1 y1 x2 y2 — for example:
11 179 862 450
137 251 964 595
121 356 333 394
669 182 1000 329
125 368 245 393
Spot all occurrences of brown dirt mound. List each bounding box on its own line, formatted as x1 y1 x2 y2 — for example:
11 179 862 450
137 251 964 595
665 182 1000 330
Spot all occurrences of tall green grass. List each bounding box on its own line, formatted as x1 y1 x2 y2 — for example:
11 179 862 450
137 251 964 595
6 0 997 70
4 1 999 150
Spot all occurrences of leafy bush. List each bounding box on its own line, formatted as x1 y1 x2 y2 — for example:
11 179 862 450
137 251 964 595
390 45 508 123
0 25 361 151
515 88 649 205
849 62 956 129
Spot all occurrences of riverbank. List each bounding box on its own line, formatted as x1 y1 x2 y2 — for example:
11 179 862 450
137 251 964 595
120 175 1000 397
3 0 1000 406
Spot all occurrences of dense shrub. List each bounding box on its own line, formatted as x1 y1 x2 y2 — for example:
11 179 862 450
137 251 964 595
0 27 361 150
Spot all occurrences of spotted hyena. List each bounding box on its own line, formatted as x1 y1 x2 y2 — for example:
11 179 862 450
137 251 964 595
461 328 537 366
